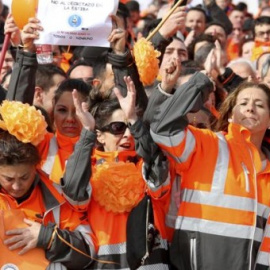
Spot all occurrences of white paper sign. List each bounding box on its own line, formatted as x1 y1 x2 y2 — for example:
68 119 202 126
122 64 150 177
36 0 119 47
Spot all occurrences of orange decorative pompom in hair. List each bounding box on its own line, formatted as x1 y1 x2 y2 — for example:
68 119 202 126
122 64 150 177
91 162 145 213
133 38 161 86
0 101 47 146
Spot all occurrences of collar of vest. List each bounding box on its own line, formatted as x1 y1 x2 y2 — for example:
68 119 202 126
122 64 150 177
226 123 251 142
37 169 65 210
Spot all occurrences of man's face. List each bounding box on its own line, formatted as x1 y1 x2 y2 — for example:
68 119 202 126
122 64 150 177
42 74 65 116
229 10 245 29
204 25 227 48
255 24 270 42
160 39 188 75
185 10 206 35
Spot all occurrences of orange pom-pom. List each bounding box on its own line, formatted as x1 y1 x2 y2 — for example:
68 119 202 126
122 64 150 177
133 38 161 86
91 162 145 213
0 101 47 145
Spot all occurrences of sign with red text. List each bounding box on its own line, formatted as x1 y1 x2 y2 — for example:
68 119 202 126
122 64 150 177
36 0 119 47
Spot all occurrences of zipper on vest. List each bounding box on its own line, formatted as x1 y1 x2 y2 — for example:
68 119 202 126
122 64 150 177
190 236 197 270
141 197 150 265
241 162 250 193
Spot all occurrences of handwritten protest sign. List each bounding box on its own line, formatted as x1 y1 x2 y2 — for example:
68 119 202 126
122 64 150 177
36 0 119 47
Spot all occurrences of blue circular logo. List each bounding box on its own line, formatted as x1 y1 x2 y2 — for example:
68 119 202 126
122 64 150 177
68 15 82 28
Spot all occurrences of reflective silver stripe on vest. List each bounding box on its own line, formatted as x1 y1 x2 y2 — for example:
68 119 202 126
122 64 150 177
98 238 168 256
150 129 186 148
258 203 270 219
255 227 264 243
152 129 196 164
63 192 90 208
181 189 256 212
179 129 196 163
166 175 181 229
263 224 270 238
211 133 229 193
98 242 126 256
52 206 60 225
42 136 58 175
175 216 254 239
256 251 270 266
46 262 67 270
53 182 62 194
138 264 169 269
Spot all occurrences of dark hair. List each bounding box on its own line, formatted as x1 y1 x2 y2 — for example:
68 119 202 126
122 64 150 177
215 82 270 132
235 2 247 11
36 64 66 93
205 22 227 37
66 59 93 77
54 78 90 105
90 98 121 150
255 16 270 27
91 98 121 130
0 130 40 166
188 33 215 60
126 1 140 12
187 7 207 22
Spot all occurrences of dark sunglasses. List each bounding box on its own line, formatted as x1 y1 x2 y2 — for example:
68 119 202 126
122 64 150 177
99 121 128 135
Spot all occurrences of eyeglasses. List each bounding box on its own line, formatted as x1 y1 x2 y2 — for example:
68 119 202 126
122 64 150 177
99 121 128 135
256 30 270 38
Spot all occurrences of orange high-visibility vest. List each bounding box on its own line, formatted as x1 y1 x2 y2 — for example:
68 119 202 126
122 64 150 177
151 123 270 268
88 149 171 269
0 171 93 270
0 209 49 269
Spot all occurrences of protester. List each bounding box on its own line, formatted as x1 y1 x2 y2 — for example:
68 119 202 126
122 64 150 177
62 76 171 269
150 54 270 269
0 101 95 269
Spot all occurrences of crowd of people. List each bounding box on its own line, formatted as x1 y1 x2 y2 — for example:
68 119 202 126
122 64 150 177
1 0 270 269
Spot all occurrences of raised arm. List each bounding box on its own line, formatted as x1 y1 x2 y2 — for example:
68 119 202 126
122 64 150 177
6 17 41 103
114 76 169 194
108 16 148 116
61 90 96 211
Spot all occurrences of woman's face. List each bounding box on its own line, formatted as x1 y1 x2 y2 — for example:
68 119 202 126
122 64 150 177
53 91 82 137
231 87 270 135
97 109 135 152
0 164 36 199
